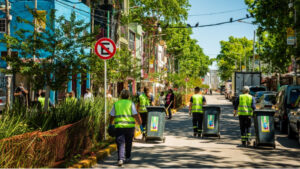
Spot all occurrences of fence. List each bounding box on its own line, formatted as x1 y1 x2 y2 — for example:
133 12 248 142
0 119 95 168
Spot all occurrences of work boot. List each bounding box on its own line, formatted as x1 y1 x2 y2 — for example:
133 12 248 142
118 160 124 166
246 141 251 147
242 141 246 147
125 158 131 163
193 133 197 137
198 133 202 138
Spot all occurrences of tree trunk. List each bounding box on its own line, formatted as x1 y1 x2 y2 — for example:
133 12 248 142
5 0 12 110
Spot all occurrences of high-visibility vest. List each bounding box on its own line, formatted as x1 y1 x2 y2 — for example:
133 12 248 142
114 99 135 128
191 94 203 113
238 94 253 116
38 97 46 108
138 93 150 113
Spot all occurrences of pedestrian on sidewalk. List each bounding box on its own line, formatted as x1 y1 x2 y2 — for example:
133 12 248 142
165 89 175 120
234 86 256 147
158 91 165 106
189 87 206 137
137 87 153 135
84 88 94 100
109 89 142 166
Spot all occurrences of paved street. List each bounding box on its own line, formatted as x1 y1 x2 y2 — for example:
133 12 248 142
94 94 300 168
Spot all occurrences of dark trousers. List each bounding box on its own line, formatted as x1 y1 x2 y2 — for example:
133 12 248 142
140 113 147 130
239 116 252 142
115 128 135 161
166 106 172 118
192 113 204 134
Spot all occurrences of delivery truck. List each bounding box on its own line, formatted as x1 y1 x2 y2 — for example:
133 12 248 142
231 72 262 104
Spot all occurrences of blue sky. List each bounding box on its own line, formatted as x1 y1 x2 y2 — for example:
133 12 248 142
187 0 256 70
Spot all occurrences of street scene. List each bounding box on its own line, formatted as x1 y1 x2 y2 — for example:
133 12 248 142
95 94 300 168
0 0 300 168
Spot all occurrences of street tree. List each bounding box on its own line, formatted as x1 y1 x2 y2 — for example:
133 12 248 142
216 36 253 81
1 9 93 110
244 0 299 73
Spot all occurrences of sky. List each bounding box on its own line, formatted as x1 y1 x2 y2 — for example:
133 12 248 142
187 0 256 70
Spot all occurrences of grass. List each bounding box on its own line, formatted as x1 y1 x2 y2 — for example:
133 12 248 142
0 96 115 168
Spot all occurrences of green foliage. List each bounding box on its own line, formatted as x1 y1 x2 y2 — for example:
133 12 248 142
244 0 298 72
0 8 94 91
216 36 253 81
0 97 114 140
89 48 141 89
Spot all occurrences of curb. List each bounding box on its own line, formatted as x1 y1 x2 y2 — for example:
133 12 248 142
68 144 117 168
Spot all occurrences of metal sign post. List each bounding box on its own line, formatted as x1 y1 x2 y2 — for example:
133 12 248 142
95 37 116 140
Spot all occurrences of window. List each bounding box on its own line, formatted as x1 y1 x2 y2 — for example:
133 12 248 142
129 31 135 52
0 19 6 33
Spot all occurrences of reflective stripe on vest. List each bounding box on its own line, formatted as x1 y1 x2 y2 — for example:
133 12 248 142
114 99 135 128
238 94 253 116
191 94 203 113
138 94 150 113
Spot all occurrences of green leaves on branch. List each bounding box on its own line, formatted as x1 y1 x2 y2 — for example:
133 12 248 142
216 36 253 81
0 9 94 91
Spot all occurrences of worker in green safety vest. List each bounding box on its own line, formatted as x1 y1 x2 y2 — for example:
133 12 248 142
234 86 256 147
137 87 153 135
109 89 142 167
189 87 206 138
38 91 49 110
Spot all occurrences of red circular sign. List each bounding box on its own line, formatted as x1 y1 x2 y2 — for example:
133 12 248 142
95 38 116 60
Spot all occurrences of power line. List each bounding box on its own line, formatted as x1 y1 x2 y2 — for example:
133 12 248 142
164 17 253 29
188 8 247 17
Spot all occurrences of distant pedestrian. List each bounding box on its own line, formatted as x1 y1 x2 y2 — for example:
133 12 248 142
14 82 28 107
84 89 93 100
234 86 256 147
189 87 206 137
66 91 76 103
158 91 165 106
109 89 142 166
165 89 175 120
137 87 152 135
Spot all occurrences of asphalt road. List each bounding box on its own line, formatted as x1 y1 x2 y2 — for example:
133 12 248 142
93 94 300 168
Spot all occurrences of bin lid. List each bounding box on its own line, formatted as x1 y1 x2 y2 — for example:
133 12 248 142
203 105 221 111
254 109 275 116
146 106 166 113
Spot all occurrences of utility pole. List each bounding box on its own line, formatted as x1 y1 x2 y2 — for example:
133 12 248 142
5 0 12 110
252 30 256 72
294 0 298 85
104 10 110 140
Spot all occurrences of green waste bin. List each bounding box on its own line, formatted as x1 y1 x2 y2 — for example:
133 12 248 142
202 106 221 138
145 106 166 143
253 109 276 149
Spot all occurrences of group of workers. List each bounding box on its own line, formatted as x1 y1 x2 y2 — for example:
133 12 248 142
108 85 256 166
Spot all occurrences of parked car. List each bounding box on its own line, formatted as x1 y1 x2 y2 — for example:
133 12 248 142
249 86 267 96
256 93 276 110
288 103 300 144
255 91 277 102
275 85 300 133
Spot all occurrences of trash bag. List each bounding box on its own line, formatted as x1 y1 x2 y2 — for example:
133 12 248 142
108 125 116 137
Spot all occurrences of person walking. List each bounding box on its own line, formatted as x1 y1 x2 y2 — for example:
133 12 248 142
234 86 256 147
189 87 206 137
84 89 94 100
14 82 28 107
165 89 175 119
109 90 142 166
158 91 165 106
137 87 152 135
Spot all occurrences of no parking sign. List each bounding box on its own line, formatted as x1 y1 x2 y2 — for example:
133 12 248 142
95 38 116 60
